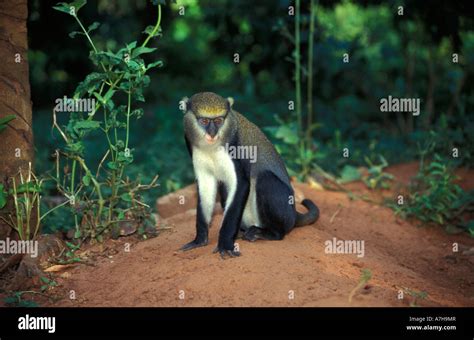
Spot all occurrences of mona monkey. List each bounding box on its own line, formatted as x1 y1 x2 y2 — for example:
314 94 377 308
181 92 319 258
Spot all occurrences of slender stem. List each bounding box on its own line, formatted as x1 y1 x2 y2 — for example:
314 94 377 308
74 16 98 53
40 199 71 221
125 91 132 150
70 159 79 232
70 160 76 193
12 177 23 240
306 0 316 147
34 192 41 239
74 157 104 227
74 15 108 73
22 172 31 240
142 5 162 48
295 0 302 137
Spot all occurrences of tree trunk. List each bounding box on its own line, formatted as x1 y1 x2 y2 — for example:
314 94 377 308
0 0 34 240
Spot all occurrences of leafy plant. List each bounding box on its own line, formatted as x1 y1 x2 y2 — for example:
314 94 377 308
0 164 69 240
3 291 39 307
39 276 58 292
268 0 319 182
391 153 474 234
50 0 164 242
403 288 428 307
56 241 83 264
362 156 393 190
348 268 372 303
337 165 362 184
265 119 321 180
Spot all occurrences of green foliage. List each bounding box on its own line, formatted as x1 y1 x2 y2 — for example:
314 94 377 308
29 0 473 218
55 241 83 264
403 288 428 307
0 165 44 241
48 0 164 242
3 292 39 307
0 114 15 134
362 156 393 190
265 118 321 180
0 184 7 209
338 165 361 184
348 268 372 303
391 154 474 234
40 276 58 292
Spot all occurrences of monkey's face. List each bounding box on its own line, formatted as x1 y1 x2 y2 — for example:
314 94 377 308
196 116 226 144
182 92 234 146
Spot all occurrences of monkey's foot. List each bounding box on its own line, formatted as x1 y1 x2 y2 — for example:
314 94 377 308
180 239 208 251
242 226 262 242
212 247 241 259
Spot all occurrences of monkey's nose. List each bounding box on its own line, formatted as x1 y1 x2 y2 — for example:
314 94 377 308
205 134 218 143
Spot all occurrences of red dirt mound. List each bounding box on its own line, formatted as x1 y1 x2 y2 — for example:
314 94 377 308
44 164 474 307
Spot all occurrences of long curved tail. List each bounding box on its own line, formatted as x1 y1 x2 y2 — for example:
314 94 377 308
295 199 320 227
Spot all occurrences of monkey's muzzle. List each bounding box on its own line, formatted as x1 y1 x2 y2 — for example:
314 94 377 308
205 134 219 144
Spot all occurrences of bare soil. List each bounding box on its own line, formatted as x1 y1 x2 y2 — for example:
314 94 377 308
38 163 474 306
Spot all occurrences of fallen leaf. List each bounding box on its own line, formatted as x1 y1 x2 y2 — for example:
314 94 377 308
44 264 76 272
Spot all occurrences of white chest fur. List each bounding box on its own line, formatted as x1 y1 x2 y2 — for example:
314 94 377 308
192 146 237 221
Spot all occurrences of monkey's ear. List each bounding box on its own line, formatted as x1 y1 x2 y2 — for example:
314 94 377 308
180 97 189 113
227 97 234 110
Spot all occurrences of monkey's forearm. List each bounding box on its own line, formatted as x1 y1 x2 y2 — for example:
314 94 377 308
217 178 250 250
180 194 210 251
194 194 210 243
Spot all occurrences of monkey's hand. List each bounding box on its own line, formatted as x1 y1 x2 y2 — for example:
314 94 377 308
212 246 240 259
180 239 208 251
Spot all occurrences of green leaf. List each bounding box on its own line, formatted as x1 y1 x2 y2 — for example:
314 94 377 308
74 229 82 238
126 60 141 71
146 60 163 70
88 21 100 33
65 141 85 156
339 165 361 184
275 125 299 144
107 161 119 170
91 51 122 66
102 89 116 103
75 72 106 96
82 174 91 186
120 193 132 202
126 41 138 50
0 114 16 125
131 47 157 58
0 184 7 209
68 30 84 39
13 183 42 194
53 0 87 16
73 120 101 134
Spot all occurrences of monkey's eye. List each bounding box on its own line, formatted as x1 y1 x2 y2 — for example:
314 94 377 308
213 117 224 126
198 118 210 126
